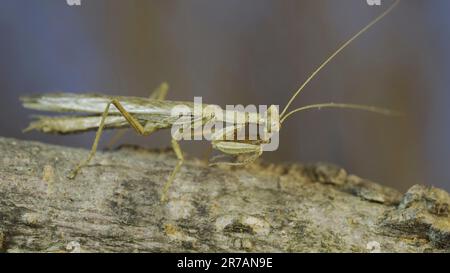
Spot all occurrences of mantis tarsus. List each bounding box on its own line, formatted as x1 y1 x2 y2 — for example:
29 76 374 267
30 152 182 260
21 0 401 202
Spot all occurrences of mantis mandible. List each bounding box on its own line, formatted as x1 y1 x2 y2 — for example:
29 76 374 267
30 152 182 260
21 0 401 202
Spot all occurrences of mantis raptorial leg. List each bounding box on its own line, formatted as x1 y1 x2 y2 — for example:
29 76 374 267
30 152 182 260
208 123 263 166
210 141 263 166
105 82 170 149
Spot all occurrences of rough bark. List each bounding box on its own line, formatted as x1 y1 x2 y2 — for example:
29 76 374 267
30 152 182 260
0 136 449 253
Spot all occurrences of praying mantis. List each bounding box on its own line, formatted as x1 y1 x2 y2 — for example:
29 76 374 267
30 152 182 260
21 0 401 202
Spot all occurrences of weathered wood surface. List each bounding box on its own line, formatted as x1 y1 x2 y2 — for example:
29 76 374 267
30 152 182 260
0 136 449 253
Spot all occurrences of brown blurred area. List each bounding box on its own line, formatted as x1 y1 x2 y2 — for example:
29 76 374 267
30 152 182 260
1 0 449 192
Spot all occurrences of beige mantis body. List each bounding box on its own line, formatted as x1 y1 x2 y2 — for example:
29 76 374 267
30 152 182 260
21 0 401 202
21 87 279 201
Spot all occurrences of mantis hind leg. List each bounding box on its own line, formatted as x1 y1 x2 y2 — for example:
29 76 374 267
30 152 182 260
68 101 112 179
68 98 152 179
105 82 170 149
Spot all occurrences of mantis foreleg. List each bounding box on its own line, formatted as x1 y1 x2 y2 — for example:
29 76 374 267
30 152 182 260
210 141 263 166
209 124 263 166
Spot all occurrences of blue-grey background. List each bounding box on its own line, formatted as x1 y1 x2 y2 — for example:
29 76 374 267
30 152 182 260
0 0 449 192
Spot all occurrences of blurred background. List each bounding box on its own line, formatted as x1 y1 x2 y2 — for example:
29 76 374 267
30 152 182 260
0 0 449 192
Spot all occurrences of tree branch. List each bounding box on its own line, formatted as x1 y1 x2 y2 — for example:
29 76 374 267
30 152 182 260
0 137 449 252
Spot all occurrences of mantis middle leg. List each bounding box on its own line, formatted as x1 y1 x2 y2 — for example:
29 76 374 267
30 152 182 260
161 138 184 202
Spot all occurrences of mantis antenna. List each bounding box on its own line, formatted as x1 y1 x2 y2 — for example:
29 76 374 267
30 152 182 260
280 103 402 124
280 0 401 120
